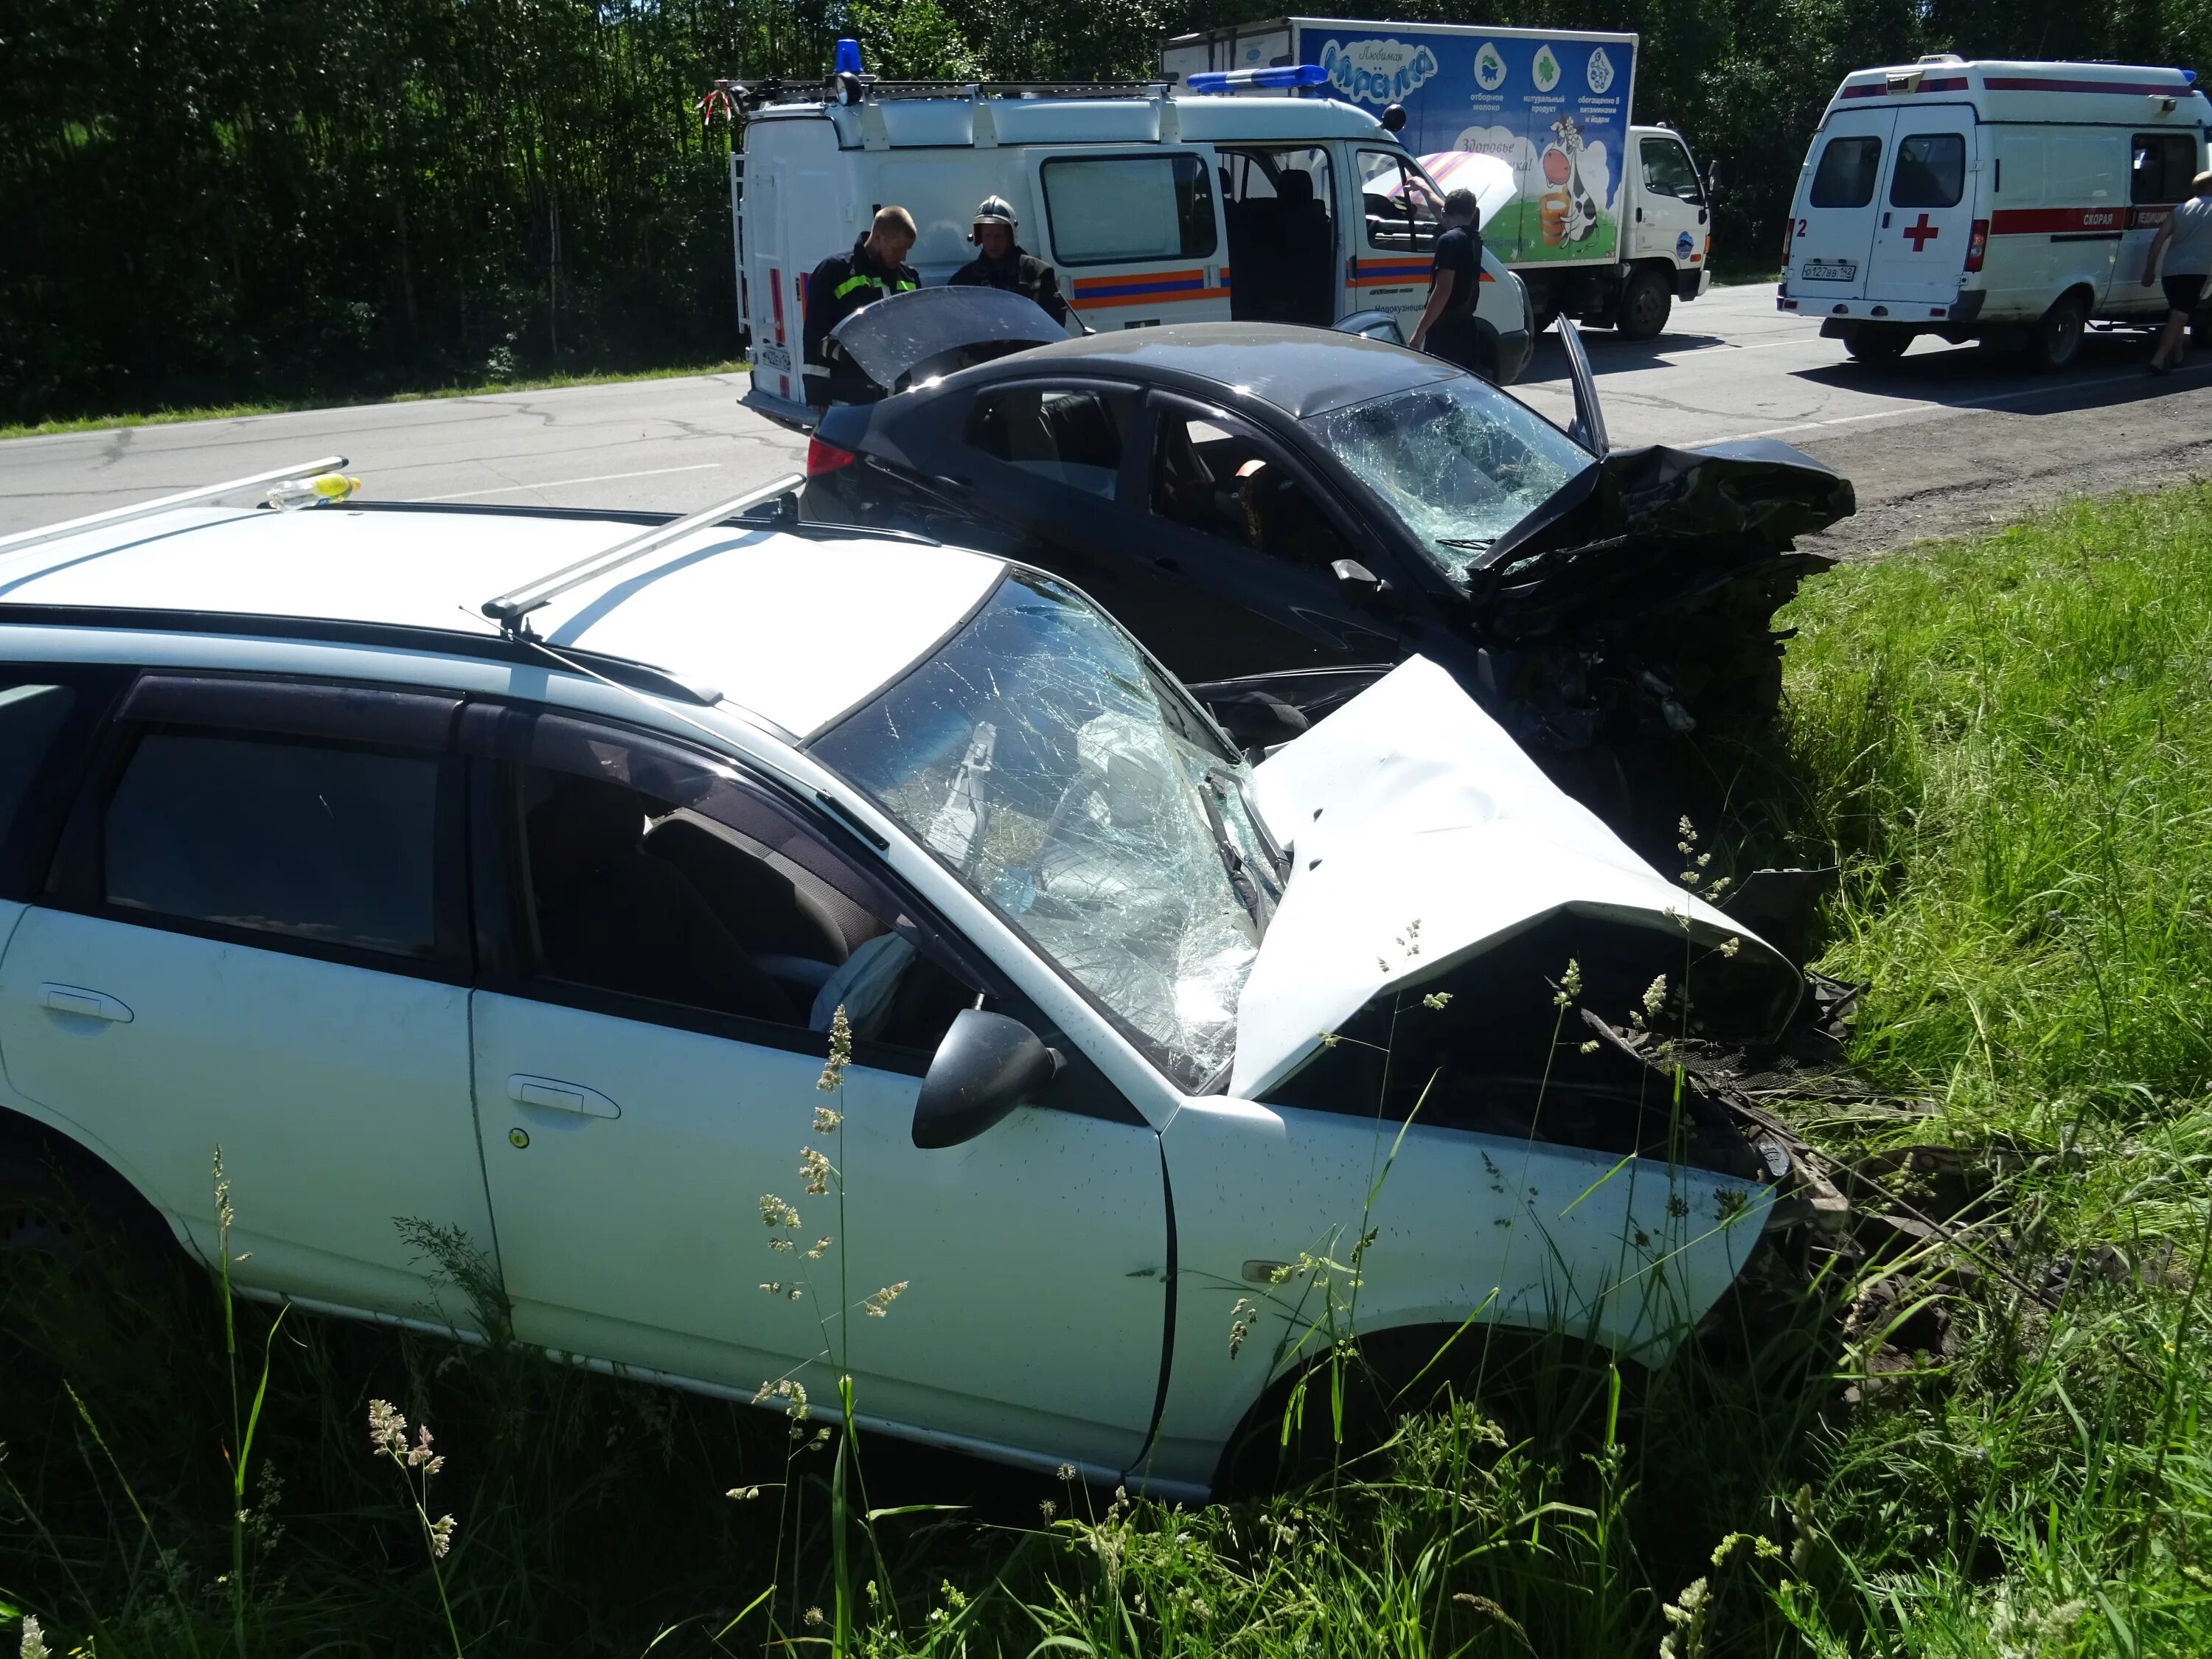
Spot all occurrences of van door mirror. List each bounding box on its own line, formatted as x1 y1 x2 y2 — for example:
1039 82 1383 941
911 1009 1062 1149
1705 159 1732 201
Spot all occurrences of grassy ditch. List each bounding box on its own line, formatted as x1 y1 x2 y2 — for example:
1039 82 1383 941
5 486 2212 1655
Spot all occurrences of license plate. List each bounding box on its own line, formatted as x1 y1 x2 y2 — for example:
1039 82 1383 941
1800 260 1857 282
754 342 791 370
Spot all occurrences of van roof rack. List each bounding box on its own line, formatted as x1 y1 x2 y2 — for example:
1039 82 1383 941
740 77 1172 109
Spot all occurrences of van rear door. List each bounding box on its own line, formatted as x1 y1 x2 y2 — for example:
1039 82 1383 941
1791 110 1895 302
1867 115 1976 303
1023 147 1231 328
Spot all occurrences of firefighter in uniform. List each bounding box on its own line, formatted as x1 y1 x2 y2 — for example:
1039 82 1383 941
948 197 1070 325
802 205 921 409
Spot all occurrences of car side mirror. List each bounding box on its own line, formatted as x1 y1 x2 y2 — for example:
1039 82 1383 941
911 1009 1063 1149
1330 559 1394 605
1705 160 1732 201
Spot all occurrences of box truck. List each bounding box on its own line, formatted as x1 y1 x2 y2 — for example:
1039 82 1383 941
1161 15 1721 337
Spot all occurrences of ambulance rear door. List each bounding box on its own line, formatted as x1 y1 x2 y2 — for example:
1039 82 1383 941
1790 108 1896 302
1023 146 1232 329
1866 111 1978 304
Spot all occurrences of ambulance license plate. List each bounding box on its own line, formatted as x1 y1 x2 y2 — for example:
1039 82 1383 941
1800 260 1857 282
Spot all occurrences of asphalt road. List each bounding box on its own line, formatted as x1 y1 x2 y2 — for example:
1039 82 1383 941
6 282 2212 557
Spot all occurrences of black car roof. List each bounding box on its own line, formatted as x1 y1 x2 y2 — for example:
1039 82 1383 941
1007 324 1463 419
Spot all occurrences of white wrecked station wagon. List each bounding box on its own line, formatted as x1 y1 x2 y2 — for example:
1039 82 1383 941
0 464 1804 1496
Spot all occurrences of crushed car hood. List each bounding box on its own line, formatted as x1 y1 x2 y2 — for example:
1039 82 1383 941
1229 656 1801 1099
830 285 1070 390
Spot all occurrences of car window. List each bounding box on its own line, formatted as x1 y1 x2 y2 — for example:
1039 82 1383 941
1891 133 1965 208
966 387 1128 498
2133 132 2197 204
495 726 973 1054
1040 154 1216 265
1641 136 1703 202
1358 150 1442 251
103 731 443 958
1809 136 1882 209
1150 408 1354 574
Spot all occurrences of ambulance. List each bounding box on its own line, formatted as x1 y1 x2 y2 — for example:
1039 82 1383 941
1781 58 2212 369
723 69 1534 425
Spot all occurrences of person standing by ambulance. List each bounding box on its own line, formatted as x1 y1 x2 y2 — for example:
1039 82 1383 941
1408 189 1491 379
2143 170 2212 375
803 206 921 408
948 197 1071 326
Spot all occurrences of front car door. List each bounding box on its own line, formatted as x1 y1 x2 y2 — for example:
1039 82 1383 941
1787 108 1896 303
1024 147 1231 330
0 672 493 1324
1131 393 1405 682
1350 147 1445 334
459 703 1171 1478
1633 132 1708 273
1867 115 1978 302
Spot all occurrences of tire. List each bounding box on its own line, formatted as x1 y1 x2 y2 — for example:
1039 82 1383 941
0 1153 116 1271
2191 313 2212 350
1843 324 1912 363
1615 268 1673 341
2024 293 2088 372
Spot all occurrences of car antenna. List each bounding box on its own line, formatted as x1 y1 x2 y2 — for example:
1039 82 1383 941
479 473 805 636
0 456 352 557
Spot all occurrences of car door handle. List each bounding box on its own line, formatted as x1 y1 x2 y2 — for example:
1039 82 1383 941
507 1074 619 1119
40 984 132 1023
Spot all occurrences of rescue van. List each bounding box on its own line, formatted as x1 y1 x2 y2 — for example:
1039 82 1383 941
1780 58 2211 368
723 74 1533 425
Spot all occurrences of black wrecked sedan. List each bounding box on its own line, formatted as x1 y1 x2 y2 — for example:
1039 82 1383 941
801 299 1853 827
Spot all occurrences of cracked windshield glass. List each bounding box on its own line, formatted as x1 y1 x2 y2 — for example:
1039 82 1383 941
810 570 1280 1085
1304 377 1594 585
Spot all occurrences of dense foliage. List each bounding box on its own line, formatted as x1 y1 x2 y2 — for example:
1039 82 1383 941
9 0 2212 419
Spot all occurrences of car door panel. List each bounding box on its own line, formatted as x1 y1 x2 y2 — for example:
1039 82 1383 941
462 713 1172 1475
1135 396 1402 681
0 681 487 1323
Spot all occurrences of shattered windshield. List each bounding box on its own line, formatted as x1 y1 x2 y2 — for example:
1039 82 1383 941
810 569 1280 1085
1304 378 1594 586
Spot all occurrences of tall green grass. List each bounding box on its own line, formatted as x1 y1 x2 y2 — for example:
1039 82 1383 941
7 486 2212 1656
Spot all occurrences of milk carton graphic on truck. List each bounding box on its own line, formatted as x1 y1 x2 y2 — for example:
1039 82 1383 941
1162 16 1723 338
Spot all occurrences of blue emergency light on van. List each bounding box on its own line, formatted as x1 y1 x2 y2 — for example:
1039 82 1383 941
1186 63 1329 93
834 38 864 75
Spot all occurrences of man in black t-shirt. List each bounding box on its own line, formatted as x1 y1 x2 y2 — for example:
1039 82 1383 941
1408 188 1489 379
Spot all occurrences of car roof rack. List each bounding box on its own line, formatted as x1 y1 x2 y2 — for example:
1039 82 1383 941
0 456 349 557
738 77 1172 108
480 471 805 636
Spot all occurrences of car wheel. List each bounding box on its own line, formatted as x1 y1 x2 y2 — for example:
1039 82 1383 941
1615 269 1672 341
2024 293 2088 372
1529 299 1559 335
0 1154 112 1270
1843 324 1911 364
2191 313 2212 350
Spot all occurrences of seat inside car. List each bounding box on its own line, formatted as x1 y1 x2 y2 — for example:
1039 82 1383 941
525 776 800 1026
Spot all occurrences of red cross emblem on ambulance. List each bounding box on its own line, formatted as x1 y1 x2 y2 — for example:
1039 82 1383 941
1902 212 1940 251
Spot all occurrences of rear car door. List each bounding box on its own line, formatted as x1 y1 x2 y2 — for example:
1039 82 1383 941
2119 130 2200 307
461 705 1171 1477
1133 393 1403 681
1025 147 1230 329
0 672 492 1322
1790 110 1895 302
1868 118 1976 302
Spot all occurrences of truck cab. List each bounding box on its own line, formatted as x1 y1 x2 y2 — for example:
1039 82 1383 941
726 80 1532 425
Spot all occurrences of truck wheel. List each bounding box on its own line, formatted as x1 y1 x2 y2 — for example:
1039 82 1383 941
2024 293 2088 372
1843 324 1911 363
1616 269 1672 341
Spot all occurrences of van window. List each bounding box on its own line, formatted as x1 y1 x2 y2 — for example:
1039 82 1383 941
1358 151 1444 251
1040 155 1217 265
1809 136 1882 209
2133 133 2197 204
1890 133 1966 208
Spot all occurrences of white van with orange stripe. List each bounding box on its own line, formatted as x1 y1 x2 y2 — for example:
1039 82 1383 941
1781 57 2211 369
728 76 1530 424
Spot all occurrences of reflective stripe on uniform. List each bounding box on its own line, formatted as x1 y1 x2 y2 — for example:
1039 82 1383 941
832 274 919 299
